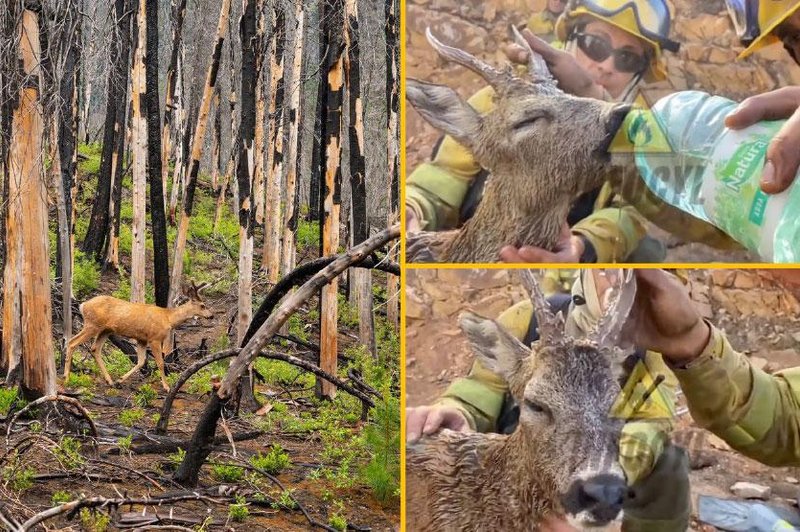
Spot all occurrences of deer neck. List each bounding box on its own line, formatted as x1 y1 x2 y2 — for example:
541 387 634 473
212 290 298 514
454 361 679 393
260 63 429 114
445 175 571 262
169 303 198 328
476 431 558 521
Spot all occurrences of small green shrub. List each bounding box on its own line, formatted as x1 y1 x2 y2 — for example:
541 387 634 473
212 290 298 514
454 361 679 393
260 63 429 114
211 463 244 482
72 250 100 298
54 436 84 470
0 388 19 416
134 384 157 407
118 408 145 427
250 445 291 475
228 495 249 522
2 462 34 492
65 373 93 390
167 447 186 468
329 512 347 532
79 508 110 532
117 434 133 455
51 490 73 505
295 220 320 249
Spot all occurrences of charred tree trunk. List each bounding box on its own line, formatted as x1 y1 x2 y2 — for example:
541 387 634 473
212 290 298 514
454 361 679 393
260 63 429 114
161 0 188 210
280 0 304 277
385 0 399 327
168 0 233 305
104 0 133 270
317 0 345 400
81 0 128 261
145 0 170 307
167 49 186 224
344 0 374 355
237 0 257 345
130 0 148 303
210 87 222 194
2 8 56 398
252 2 267 228
262 4 285 283
214 32 239 233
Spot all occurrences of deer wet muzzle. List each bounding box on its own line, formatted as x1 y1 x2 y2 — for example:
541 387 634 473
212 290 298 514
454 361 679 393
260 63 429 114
562 473 628 526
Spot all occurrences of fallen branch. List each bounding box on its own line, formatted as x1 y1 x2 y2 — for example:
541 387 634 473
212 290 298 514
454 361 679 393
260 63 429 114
5 395 97 446
156 350 374 434
17 493 224 532
174 225 400 486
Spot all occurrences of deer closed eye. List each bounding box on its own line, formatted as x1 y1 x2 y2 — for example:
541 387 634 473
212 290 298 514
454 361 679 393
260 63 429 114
524 398 551 418
511 112 551 131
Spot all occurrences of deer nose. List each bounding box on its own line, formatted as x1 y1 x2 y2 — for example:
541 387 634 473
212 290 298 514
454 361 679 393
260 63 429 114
577 475 627 520
605 103 632 135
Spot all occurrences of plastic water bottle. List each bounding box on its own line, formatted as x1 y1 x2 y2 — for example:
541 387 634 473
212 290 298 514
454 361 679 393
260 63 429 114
623 90 800 262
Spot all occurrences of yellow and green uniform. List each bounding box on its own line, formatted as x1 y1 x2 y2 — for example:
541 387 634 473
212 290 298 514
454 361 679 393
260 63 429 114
672 323 800 466
526 8 566 47
405 85 742 261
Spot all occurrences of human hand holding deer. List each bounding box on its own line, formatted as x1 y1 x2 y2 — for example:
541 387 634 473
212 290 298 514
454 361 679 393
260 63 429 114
504 29 606 100
499 222 586 263
622 269 710 364
406 405 470 443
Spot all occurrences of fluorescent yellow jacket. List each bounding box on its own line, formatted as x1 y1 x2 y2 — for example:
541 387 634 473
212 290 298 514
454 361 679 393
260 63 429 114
405 85 742 261
672 323 800 467
526 9 564 47
436 298 678 484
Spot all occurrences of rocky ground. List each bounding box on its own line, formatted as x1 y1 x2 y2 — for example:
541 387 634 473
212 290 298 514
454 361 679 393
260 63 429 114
405 0 800 263
405 268 800 531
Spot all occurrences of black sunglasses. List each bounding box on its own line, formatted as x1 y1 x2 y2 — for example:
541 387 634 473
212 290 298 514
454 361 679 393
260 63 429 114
574 32 649 74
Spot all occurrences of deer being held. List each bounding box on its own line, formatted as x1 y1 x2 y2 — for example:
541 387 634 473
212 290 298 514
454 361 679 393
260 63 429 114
407 270 637 530
64 281 215 391
406 28 632 263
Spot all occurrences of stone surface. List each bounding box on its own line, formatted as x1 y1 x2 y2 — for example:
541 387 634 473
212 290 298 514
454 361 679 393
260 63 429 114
730 482 772 500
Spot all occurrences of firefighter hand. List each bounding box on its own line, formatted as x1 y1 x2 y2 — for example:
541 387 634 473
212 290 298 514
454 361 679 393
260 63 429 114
406 405 471 443
725 86 800 194
624 269 711 364
499 223 584 263
504 30 605 99
406 205 421 233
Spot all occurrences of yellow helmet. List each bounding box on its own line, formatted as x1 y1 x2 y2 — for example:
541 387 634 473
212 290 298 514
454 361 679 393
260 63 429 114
728 0 800 59
554 0 680 82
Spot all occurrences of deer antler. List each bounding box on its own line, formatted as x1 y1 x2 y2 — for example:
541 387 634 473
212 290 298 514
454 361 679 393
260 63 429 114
509 25 562 95
520 269 564 346
425 27 514 89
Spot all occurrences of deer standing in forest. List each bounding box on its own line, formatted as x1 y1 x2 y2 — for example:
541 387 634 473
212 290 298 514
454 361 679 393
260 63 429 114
64 281 215 391
405 28 632 262
406 270 637 530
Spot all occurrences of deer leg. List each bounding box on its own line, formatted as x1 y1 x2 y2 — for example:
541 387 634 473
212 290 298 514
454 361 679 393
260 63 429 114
150 339 170 392
64 326 97 383
90 331 115 386
118 341 147 384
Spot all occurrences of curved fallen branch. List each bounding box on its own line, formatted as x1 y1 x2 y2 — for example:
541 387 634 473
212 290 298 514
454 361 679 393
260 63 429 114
242 255 400 346
174 225 400 486
5 394 97 447
156 349 375 434
18 493 223 532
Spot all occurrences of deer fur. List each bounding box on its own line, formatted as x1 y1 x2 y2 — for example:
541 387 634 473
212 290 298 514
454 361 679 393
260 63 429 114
405 28 632 263
64 281 215 391
407 270 637 530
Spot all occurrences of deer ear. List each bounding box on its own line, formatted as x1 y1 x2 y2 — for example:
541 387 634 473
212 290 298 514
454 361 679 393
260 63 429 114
406 79 481 150
459 311 529 380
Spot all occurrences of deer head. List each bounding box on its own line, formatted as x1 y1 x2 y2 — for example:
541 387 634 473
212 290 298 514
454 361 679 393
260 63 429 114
406 28 630 235
180 280 214 319
457 269 636 528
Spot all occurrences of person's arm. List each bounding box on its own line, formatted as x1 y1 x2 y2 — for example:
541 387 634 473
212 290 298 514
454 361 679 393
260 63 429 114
570 205 648 263
668 323 800 467
406 86 496 231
